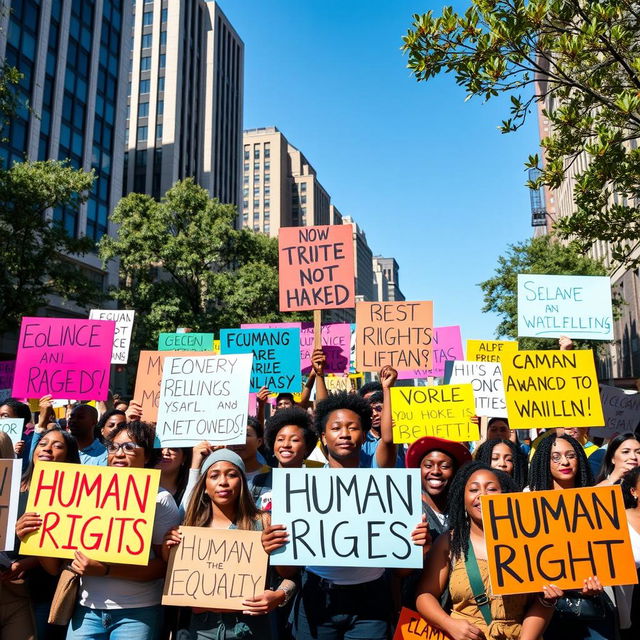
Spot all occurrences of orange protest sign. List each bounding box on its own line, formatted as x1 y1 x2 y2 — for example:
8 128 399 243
356 302 433 372
133 350 205 422
278 225 355 311
482 485 638 595
393 607 450 640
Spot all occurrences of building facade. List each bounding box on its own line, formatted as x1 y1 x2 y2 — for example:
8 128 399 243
124 0 243 205
373 256 404 302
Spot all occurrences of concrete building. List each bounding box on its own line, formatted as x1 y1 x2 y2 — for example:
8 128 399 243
125 0 243 205
342 216 375 303
373 256 404 302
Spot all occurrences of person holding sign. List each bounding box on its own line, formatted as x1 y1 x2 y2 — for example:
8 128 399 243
475 439 528 490
595 433 640 486
0 397 33 466
416 462 556 640
162 449 295 640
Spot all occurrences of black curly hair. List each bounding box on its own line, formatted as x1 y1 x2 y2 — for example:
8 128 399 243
445 461 519 561
621 466 640 508
107 421 159 468
367 390 383 404
265 406 318 457
528 433 593 491
314 391 372 435
595 432 640 484
358 381 382 397
475 438 528 490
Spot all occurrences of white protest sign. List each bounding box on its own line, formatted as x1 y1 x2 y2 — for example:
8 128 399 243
89 309 135 364
599 385 640 438
155 354 253 447
270 468 423 568
0 418 24 447
448 360 507 418
1 459 21 551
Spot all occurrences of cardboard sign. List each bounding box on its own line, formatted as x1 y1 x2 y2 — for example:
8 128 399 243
447 361 507 418
517 274 613 340
220 328 301 393
356 302 434 372
393 608 450 640
162 527 268 610
0 418 24 447
466 340 518 363
89 310 135 364
501 350 604 429
12 317 115 401
599 385 640 438
300 322 351 375
397 326 463 379
391 385 478 443
158 333 215 352
270 468 423 568
20 462 160 564
0 459 22 551
133 350 204 422
155 354 253 447
482 485 637 595
278 224 355 311
0 361 15 390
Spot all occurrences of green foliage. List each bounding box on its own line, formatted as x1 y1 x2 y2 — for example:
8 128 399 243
99 178 308 362
0 161 103 333
403 0 640 267
479 235 614 350
0 62 21 142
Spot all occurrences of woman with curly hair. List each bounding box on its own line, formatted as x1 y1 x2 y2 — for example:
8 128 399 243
416 462 557 640
475 438 528 490
528 433 593 491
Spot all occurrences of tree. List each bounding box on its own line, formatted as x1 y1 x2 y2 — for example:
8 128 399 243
402 0 640 267
99 178 308 361
479 234 614 350
0 160 103 334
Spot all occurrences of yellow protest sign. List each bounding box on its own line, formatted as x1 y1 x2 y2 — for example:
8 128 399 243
391 385 478 443
20 462 160 565
501 350 604 429
466 340 518 363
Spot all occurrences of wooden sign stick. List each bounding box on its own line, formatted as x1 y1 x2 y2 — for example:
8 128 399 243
314 309 322 350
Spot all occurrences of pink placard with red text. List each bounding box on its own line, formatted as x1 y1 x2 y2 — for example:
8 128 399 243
397 326 463 378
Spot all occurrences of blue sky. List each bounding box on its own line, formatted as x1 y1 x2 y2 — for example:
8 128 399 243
220 0 539 344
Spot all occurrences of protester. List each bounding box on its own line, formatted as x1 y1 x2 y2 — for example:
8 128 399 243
564 427 599 458
595 433 640 486
0 431 14 458
94 409 127 443
619 467 640 638
229 417 271 501
358 380 382 400
156 446 193 509
475 438 528 489
66 404 107 465
275 393 295 411
528 433 593 491
0 397 33 466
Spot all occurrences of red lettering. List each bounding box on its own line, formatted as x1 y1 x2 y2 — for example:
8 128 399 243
126 518 147 555
39 512 61 548
61 513 82 549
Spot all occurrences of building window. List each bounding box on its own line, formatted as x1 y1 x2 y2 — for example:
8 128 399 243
161 7 167 22
253 212 260 220
138 101 149 117
264 186 270 195
142 33 152 48
243 175 248 184
300 182 307 192
253 199 259 208
254 146 260 159
155 123 162 138
264 143 270 158
157 100 164 115
140 55 151 70
264 211 270 220
264 199 270 209
253 161 259 170
158 76 165 91
143 11 153 25
300 195 307 204
253 224 260 232
137 125 148 140
139 78 150 93
160 30 166 45
253 172 260 181
242 200 248 209
159 54 166 68
264 173 270 183
242 187 249 197
264 161 270 171
253 187 259 195
264 223 270 233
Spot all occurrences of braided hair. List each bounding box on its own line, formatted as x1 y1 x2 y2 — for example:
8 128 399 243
528 433 593 491
475 438 528 490
445 461 519 561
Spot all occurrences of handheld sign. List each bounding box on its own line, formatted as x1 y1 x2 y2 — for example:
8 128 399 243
162 527 268 610
20 462 160 564
447 361 507 418
397 326 463 379
598 385 640 438
391 385 478 443
300 322 351 375
158 332 215 351
356 302 434 372
278 224 355 311
501 350 604 429
270 468 423 568
220 328 301 393
0 459 22 551
89 309 135 364
482 485 637 595
0 361 15 390
12 317 115 401
393 608 451 640
155 354 253 447
466 340 518 363
0 418 24 447
517 274 613 340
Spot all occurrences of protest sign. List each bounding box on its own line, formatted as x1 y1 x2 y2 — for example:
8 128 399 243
158 333 215 351
162 527 268 610
220 328 301 393
482 485 637 595
89 309 135 364
501 350 604 429
391 385 478 443
133 350 204 422
349 323 357 373
356 302 433 372
300 322 350 374
12 317 115 401
155 354 253 447
517 274 613 340
466 340 518 363
447 360 507 418
599 385 640 438
0 361 15 390
271 468 423 568
20 462 160 564
397 326 463 379
0 459 21 551
0 418 24 447
393 608 450 640
278 224 355 311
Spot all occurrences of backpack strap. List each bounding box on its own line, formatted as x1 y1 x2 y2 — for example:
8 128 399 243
464 542 492 627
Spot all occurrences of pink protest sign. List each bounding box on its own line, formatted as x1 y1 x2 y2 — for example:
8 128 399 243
397 326 463 378
12 317 116 401
0 361 15 389
300 322 350 375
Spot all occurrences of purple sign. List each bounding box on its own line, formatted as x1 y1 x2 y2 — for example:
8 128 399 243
397 326 463 378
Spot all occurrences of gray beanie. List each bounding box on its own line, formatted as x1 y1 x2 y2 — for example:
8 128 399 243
200 448 246 476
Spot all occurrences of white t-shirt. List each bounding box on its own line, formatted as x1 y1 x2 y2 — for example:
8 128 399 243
79 488 181 610
614 522 640 629
307 566 385 586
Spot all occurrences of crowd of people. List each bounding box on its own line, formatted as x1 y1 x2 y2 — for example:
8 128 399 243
1 343 639 640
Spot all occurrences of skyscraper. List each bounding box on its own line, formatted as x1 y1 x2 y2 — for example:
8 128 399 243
124 0 243 205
